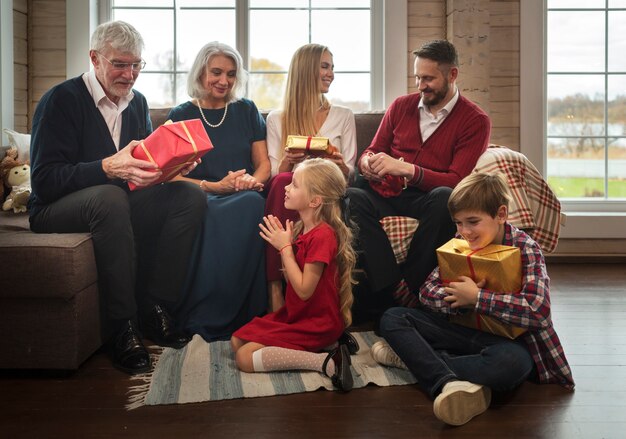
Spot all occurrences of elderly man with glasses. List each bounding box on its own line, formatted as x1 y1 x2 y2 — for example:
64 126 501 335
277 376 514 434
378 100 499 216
29 21 206 374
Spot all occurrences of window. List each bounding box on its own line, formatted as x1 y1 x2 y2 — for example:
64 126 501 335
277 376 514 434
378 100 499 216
546 0 626 201
104 0 379 111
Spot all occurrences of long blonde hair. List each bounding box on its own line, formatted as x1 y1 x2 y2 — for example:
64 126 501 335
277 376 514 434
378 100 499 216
280 44 331 153
292 158 356 327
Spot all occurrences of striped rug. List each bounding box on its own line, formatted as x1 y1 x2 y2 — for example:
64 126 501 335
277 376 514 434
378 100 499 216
127 331 417 409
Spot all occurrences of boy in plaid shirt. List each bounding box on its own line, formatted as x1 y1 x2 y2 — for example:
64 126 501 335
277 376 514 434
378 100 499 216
371 172 574 426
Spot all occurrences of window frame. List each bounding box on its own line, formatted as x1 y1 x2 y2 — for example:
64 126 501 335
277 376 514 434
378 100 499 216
520 0 626 239
92 0 406 110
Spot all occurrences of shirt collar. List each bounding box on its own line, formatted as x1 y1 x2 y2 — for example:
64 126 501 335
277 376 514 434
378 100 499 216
418 88 460 117
83 70 134 108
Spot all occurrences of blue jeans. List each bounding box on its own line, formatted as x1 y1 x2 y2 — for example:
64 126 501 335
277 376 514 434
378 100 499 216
380 307 534 399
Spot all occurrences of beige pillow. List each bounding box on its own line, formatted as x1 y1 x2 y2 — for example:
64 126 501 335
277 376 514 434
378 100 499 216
3 128 31 162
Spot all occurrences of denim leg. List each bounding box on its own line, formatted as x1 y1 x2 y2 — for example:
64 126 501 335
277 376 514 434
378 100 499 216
380 307 534 399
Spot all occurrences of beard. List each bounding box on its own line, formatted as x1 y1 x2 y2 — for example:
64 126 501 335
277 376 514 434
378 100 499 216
421 79 449 107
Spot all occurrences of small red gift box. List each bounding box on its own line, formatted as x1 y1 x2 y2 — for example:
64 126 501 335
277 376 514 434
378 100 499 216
128 119 213 190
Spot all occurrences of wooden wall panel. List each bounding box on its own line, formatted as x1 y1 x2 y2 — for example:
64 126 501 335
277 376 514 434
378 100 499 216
31 25 65 50
29 0 66 127
489 0 520 148
407 0 446 94
13 4 28 133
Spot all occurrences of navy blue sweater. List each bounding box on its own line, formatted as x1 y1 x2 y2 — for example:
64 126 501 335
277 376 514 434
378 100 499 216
29 76 152 218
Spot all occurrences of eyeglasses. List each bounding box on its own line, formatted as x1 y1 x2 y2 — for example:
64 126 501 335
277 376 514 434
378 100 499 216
97 52 146 71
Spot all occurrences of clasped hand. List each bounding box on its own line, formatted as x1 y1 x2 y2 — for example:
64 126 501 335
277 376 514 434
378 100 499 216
361 153 412 182
215 169 264 193
443 276 486 308
259 215 292 251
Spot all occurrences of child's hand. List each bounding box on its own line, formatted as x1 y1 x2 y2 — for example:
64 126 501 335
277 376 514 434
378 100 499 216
443 276 486 308
259 215 293 251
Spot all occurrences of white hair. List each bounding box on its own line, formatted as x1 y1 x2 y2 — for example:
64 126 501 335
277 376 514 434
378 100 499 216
187 41 248 103
90 21 144 56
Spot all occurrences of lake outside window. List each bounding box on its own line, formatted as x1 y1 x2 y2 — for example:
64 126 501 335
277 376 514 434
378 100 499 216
546 0 626 200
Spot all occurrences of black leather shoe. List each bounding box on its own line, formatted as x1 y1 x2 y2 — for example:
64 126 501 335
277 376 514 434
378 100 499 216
111 320 150 375
323 343 353 392
339 330 360 355
141 304 190 349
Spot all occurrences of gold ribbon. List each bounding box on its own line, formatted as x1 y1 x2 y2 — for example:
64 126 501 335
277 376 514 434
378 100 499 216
141 120 200 181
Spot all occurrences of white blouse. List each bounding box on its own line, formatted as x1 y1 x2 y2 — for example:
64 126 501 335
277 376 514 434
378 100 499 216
266 105 358 179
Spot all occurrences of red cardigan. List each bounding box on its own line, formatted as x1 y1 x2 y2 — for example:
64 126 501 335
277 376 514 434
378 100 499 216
360 93 491 192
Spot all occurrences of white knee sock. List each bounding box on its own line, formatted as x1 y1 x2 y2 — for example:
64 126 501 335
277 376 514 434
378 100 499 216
251 346 335 376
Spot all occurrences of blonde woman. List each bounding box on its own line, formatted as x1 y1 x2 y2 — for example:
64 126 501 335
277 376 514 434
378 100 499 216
265 43 357 311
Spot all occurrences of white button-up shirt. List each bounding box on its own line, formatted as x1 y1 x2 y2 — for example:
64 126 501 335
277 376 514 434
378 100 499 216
83 70 134 150
418 89 459 142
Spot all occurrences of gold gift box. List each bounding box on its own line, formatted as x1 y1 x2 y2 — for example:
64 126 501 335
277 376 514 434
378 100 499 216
285 135 337 156
436 238 527 339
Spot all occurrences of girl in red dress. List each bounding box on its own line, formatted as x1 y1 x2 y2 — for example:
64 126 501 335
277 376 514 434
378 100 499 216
231 158 357 391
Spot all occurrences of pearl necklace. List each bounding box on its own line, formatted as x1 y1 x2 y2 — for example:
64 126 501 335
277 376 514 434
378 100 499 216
196 99 229 128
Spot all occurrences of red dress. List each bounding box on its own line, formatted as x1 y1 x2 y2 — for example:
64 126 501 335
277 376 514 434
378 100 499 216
233 222 344 352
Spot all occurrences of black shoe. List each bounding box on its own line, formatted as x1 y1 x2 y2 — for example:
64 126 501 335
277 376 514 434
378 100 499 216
323 343 353 392
338 330 360 355
110 320 151 375
141 303 190 349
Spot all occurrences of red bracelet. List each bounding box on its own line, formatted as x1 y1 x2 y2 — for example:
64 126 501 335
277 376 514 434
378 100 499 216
279 244 292 254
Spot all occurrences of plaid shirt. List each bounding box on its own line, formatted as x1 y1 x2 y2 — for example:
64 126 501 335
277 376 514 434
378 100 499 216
420 223 575 389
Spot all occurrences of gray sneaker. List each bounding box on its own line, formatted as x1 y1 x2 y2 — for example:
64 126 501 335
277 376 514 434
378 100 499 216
370 340 408 369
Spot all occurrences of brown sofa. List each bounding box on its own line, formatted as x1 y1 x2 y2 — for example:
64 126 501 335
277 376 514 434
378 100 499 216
0 109 385 370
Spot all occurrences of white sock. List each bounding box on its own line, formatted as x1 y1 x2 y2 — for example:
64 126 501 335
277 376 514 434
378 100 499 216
251 346 334 376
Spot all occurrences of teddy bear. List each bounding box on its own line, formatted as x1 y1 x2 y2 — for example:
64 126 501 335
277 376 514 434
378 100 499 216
0 147 31 213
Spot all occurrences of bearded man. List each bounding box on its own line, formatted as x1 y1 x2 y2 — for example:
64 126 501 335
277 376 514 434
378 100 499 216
347 39 491 322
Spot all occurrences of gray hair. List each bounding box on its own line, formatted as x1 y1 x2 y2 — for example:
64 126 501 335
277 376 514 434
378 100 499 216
90 21 144 56
187 42 248 103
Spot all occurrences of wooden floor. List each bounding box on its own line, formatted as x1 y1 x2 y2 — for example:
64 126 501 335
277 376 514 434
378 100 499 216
2 262 626 439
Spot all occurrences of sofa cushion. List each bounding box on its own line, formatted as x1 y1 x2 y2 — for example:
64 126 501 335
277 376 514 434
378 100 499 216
0 212 97 300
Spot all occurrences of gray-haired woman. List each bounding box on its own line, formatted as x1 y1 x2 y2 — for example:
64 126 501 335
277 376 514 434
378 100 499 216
168 41 271 341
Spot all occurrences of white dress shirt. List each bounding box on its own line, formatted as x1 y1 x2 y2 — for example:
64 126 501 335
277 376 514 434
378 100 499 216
418 89 459 142
83 70 134 150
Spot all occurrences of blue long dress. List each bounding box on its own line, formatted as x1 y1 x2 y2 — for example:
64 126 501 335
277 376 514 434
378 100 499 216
168 99 268 341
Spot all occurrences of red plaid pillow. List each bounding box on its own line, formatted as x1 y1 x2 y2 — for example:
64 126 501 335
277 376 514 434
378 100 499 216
380 216 419 264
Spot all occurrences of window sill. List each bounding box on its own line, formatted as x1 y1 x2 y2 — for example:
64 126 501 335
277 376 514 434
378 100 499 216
560 211 626 239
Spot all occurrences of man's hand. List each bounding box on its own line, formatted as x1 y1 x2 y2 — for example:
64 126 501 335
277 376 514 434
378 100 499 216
102 140 162 187
368 153 414 179
359 153 383 181
443 277 486 308
180 158 201 177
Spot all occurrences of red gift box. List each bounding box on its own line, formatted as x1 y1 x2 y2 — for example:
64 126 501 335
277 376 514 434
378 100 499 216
128 119 213 190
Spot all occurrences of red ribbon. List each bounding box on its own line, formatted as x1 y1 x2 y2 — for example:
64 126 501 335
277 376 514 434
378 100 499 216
465 249 479 282
465 248 484 330
305 136 312 152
